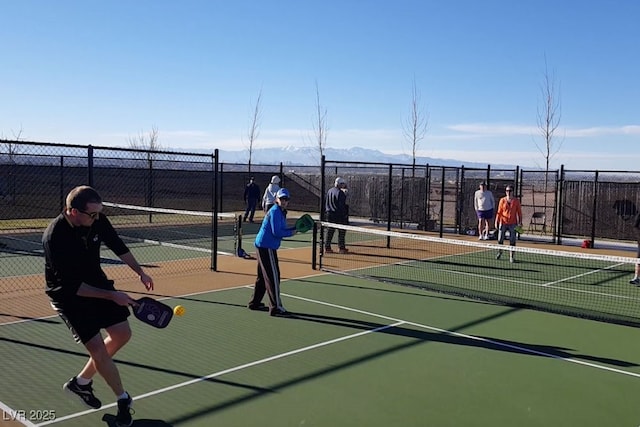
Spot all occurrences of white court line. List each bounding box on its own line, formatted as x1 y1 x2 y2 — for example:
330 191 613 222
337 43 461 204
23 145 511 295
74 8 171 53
281 292 640 379
0 401 38 427
542 262 625 287
35 320 405 426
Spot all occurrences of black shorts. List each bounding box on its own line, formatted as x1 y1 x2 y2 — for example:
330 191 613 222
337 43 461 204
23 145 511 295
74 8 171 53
54 297 130 344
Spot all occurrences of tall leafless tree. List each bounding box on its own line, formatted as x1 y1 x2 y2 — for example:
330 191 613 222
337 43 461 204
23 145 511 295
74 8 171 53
402 77 429 177
311 80 328 162
127 125 161 163
535 57 563 208
1 125 25 160
127 126 161 207
245 88 263 173
0 126 24 204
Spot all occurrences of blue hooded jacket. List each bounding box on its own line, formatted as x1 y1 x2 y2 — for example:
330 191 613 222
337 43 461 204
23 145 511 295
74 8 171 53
255 204 295 249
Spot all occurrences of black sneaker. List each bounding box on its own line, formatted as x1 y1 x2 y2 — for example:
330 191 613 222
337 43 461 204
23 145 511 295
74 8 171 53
630 278 640 285
63 377 102 409
115 393 134 427
248 302 267 311
270 308 292 317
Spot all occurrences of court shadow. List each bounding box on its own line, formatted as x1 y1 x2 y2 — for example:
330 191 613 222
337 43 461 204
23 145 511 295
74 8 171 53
102 414 173 426
289 311 639 368
293 277 499 307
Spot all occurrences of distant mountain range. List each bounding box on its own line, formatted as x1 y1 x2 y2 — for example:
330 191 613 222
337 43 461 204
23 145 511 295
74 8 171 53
210 146 514 169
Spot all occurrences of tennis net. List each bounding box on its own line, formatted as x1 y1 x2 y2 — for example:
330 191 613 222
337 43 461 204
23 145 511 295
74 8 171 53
102 202 239 273
318 222 640 327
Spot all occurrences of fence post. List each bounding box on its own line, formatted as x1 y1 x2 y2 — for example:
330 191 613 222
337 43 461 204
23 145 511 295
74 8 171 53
87 145 94 187
213 149 219 271
590 170 599 247
319 155 326 255
59 156 64 212
424 163 430 231
386 164 393 247
438 168 445 237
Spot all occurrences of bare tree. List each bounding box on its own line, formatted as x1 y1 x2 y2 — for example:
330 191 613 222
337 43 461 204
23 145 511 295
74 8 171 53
311 80 328 161
535 57 563 208
127 126 161 207
0 126 25 204
402 77 429 177
1 125 25 160
245 88 263 173
127 125 161 162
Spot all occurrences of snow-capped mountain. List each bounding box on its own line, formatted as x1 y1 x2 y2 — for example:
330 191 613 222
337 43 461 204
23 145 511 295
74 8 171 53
215 146 512 168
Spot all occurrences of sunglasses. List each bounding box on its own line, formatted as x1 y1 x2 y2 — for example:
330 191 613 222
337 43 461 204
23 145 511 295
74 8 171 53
77 208 100 219
279 197 290 201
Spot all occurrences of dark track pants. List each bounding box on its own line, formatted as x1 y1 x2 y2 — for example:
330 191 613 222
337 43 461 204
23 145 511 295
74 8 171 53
250 247 285 311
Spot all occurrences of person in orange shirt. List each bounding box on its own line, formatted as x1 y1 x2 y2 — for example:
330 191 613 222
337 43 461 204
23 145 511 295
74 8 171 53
495 185 522 263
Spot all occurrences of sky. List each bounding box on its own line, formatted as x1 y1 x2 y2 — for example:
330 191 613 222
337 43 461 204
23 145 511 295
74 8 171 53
1 0 639 170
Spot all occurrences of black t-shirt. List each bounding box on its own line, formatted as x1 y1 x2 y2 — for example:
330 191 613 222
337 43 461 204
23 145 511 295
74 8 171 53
42 213 129 304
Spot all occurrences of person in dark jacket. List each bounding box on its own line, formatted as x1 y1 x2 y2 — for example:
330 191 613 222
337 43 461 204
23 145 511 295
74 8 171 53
248 188 297 316
325 177 349 254
243 176 261 223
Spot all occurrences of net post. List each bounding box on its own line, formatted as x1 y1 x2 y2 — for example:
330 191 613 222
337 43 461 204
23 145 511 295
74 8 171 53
311 220 318 269
235 214 243 257
212 149 219 271
386 164 392 248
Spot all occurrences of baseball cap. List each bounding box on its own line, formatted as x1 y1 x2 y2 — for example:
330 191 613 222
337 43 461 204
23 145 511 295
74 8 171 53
335 177 346 186
270 175 281 184
276 188 290 199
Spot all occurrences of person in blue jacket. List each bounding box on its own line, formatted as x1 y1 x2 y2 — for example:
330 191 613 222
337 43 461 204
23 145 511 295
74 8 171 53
248 188 297 316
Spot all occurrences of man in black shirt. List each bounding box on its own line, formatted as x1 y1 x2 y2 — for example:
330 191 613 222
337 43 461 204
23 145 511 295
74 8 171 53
42 185 154 427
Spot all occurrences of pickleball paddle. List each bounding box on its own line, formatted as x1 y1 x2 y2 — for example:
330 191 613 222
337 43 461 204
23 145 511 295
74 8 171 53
132 297 173 328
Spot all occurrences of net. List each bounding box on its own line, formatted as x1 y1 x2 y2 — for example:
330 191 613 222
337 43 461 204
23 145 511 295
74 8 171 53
0 202 239 308
102 202 238 261
319 222 640 327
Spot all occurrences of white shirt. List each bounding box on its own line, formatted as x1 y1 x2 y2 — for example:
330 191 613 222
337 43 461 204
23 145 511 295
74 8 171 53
474 189 495 211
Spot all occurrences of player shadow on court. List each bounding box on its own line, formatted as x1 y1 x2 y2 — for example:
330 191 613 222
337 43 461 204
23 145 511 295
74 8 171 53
287 311 639 368
102 414 173 426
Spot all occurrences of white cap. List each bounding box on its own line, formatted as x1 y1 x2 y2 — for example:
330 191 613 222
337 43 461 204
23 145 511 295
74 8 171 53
271 175 281 184
335 177 346 186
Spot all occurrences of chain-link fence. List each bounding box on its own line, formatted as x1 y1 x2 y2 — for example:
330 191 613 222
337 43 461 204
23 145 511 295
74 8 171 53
0 140 218 296
3 140 640 296
319 157 640 246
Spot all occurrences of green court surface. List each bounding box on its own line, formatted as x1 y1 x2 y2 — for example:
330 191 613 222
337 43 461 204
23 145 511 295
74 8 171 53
2 272 640 426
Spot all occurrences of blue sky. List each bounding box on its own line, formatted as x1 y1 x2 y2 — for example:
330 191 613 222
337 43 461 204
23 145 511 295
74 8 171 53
1 0 639 170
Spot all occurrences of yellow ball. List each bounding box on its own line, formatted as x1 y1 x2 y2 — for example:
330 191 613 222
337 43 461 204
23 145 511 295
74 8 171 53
173 305 185 316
